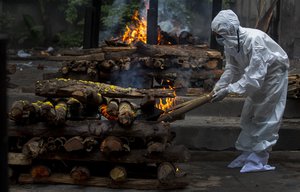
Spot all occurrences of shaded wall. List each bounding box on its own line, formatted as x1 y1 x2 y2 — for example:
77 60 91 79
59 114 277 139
232 0 300 59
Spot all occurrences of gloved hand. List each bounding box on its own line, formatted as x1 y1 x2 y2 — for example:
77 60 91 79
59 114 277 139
211 87 229 102
212 85 221 94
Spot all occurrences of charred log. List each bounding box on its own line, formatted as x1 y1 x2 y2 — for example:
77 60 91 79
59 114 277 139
66 98 84 120
70 166 90 181
31 165 51 178
158 93 213 122
35 78 174 99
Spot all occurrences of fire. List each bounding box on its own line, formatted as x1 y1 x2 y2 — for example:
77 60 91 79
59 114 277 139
155 80 177 111
100 104 118 121
122 10 147 44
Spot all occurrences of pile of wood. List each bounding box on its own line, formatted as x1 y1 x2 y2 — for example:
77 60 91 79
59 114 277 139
288 74 300 99
8 78 191 190
46 42 223 94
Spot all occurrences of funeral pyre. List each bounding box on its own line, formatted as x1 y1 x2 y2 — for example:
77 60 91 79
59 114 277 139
7 8 222 190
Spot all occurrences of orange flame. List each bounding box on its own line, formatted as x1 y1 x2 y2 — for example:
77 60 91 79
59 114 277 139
100 104 118 121
155 80 177 111
122 10 147 44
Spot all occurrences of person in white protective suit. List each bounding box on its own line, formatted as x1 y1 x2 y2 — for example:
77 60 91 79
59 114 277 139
211 10 289 173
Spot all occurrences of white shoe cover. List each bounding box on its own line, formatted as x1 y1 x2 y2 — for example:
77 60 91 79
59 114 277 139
240 151 275 173
228 151 251 168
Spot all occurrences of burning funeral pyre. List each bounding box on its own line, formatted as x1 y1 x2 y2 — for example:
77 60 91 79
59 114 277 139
8 9 221 190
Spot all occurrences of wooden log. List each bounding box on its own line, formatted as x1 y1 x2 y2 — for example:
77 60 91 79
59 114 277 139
66 98 84 120
255 0 279 33
8 152 32 165
118 101 136 126
136 41 208 58
118 57 131 70
147 69 224 81
109 166 127 183
40 101 56 122
100 60 115 70
9 100 41 124
38 145 190 164
40 100 67 126
138 95 164 121
157 162 176 183
87 63 98 79
9 120 171 141
31 165 51 178
19 173 189 189
59 48 103 56
60 60 99 78
82 137 97 152
100 104 119 121
46 137 66 152
104 50 137 60
106 99 119 117
157 93 213 122
287 74 300 98
152 58 165 69
64 136 84 152
147 142 166 154
53 101 67 126
206 50 222 59
35 78 174 99
102 46 137 52
70 166 90 181
46 137 57 152
47 53 105 61
22 137 46 158
204 59 219 70
100 136 124 154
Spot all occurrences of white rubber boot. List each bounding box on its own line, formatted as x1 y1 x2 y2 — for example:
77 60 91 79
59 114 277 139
227 151 251 168
240 151 275 173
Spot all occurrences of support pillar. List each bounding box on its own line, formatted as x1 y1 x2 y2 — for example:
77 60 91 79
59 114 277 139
147 0 158 45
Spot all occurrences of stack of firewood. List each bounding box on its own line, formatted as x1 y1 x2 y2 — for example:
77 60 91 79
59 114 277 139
8 78 190 190
288 74 300 99
46 42 223 95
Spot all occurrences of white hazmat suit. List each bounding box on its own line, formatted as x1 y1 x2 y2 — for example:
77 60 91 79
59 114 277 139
211 10 289 173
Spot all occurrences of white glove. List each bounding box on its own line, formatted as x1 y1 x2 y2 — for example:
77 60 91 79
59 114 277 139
211 87 229 102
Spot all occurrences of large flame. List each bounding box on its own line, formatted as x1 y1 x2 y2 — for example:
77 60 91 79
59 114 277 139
155 80 177 111
122 10 147 44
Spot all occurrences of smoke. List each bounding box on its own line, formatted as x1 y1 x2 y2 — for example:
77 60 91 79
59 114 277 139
100 0 211 42
102 0 212 88
99 0 127 41
157 0 211 42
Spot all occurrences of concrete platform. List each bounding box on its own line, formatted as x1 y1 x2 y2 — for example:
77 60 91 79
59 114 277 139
10 160 300 192
172 116 300 150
